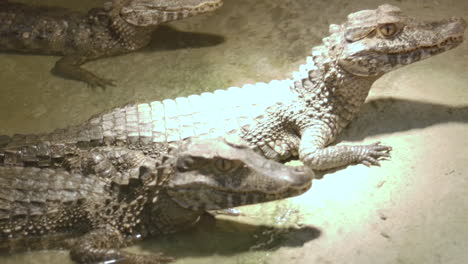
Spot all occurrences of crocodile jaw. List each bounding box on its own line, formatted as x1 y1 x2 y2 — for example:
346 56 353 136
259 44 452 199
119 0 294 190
335 5 466 76
165 136 313 211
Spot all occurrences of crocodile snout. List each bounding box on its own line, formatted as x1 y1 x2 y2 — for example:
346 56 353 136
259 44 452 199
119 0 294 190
287 165 314 188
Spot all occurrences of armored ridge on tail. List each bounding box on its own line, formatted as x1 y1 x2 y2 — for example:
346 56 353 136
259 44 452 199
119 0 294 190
0 0 223 87
1 5 465 173
0 136 313 263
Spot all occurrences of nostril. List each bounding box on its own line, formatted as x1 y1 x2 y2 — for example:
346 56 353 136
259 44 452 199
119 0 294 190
450 17 467 29
293 166 305 173
293 166 314 177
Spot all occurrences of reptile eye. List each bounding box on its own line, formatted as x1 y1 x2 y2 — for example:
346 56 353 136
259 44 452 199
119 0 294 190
214 159 236 172
378 23 398 37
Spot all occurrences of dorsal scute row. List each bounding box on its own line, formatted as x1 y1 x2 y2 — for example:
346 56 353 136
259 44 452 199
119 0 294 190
85 80 294 146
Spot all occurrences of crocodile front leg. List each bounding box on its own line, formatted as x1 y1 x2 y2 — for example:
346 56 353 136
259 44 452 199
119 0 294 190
299 126 392 170
69 226 174 264
53 55 115 88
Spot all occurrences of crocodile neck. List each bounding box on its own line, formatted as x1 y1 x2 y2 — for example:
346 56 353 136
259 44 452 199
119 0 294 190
290 45 380 141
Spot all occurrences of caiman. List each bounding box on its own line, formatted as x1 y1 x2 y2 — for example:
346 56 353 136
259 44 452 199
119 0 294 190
0 136 313 263
0 4 466 262
1 5 464 172
0 0 223 87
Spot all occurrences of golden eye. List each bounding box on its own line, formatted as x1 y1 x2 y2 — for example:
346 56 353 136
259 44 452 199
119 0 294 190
214 159 236 172
378 23 398 37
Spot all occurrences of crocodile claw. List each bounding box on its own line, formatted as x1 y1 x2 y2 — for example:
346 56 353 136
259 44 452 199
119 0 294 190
359 141 392 167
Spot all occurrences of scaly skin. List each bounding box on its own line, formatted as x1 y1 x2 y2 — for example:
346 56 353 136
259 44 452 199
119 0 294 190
0 0 223 88
0 5 466 171
0 5 465 262
0 136 313 263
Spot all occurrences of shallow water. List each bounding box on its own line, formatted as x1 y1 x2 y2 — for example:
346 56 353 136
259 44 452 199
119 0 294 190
1 0 468 263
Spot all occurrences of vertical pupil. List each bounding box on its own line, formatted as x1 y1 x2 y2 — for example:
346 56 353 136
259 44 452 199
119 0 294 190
217 159 231 171
221 160 228 170
382 24 395 35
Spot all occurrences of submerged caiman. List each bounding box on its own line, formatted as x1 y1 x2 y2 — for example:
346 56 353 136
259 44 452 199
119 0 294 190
0 0 223 87
0 136 313 263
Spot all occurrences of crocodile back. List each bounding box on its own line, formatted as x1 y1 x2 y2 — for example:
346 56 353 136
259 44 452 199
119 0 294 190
0 167 107 220
0 166 110 251
77 80 295 144
0 132 83 167
0 1 82 54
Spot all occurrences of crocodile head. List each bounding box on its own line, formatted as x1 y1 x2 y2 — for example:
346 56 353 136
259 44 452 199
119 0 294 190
164 136 313 211
326 4 466 76
120 0 223 27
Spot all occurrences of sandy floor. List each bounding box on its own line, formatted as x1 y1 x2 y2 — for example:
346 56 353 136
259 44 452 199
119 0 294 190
0 0 467 263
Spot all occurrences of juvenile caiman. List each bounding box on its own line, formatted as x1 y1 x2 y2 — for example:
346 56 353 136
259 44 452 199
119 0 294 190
0 4 465 263
0 0 223 87
0 136 313 263
1 5 465 172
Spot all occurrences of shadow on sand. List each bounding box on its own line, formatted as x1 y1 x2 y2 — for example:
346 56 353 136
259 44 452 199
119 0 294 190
145 25 225 52
137 214 321 259
341 97 468 141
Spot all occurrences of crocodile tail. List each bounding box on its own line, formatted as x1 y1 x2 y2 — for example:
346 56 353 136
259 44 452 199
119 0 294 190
0 106 135 167
0 166 108 246
0 126 89 168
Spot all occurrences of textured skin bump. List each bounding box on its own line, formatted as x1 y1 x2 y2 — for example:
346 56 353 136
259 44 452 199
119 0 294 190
0 166 106 231
121 0 224 27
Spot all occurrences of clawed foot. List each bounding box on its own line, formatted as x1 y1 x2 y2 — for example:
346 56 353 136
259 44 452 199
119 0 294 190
358 141 392 167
